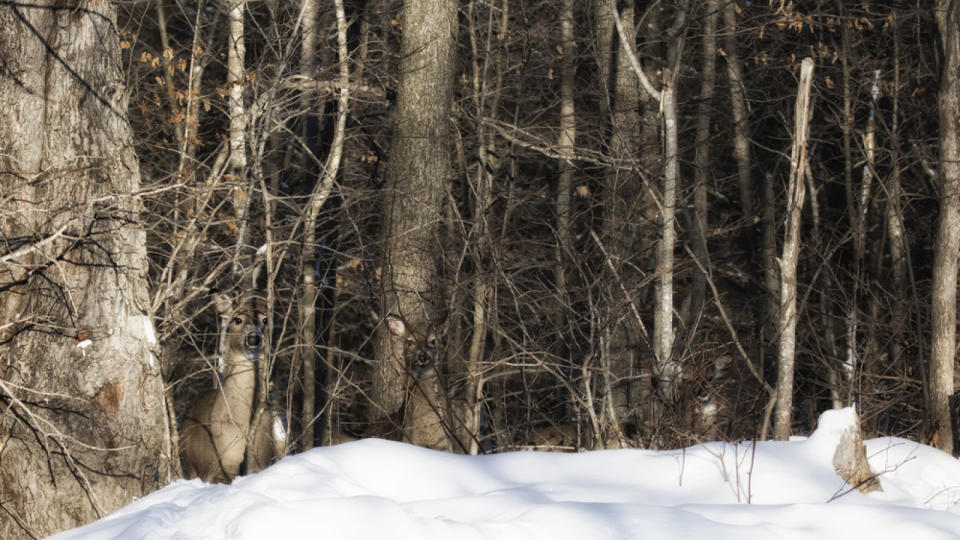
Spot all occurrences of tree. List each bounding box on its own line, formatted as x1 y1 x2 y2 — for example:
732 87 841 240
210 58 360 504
0 1 170 537
374 0 458 431
774 57 815 441
930 0 960 455
594 0 647 441
613 1 684 420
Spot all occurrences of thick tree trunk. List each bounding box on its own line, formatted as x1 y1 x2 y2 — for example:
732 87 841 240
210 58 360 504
374 0 457 422
596 0 645 430
0 2 170 537
930 0 960 455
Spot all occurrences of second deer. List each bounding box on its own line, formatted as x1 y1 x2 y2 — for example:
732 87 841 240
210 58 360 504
383 314 460 452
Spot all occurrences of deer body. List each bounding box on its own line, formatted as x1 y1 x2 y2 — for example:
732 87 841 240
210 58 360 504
521 424 630 451
180 296 280 482
385 315 455 452
403 361 450 451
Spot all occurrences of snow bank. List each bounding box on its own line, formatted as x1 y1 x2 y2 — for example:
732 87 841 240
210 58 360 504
50 407 960 540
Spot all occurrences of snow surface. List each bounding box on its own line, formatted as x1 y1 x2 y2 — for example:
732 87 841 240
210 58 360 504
50 408 960 540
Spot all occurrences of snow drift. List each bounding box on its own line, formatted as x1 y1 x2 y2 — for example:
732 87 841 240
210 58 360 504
50 408 960 540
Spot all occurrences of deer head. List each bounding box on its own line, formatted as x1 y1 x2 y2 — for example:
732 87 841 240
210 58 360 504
179 294 282 482
214 293 267 363
385 314 439 377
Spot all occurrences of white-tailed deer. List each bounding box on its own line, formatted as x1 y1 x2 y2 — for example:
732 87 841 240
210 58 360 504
180 295 282 482
384 315 457 452
520 424 630 452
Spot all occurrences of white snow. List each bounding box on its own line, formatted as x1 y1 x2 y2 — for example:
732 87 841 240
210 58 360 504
50 408 960 540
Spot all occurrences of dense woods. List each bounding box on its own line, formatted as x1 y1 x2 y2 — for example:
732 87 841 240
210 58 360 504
2 0 960 536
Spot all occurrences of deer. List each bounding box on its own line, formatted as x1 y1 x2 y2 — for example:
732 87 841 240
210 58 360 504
520 423 632 451
382 314 460 452
179 294 283 482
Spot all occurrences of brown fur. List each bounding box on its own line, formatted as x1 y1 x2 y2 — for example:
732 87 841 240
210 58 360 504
385 315 455 452
521 424 630 452
180 295 282 482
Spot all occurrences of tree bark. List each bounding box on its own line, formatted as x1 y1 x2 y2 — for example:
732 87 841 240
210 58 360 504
227 0 247 178
930 0 960 455
0 2 170 537
374 0 457 421
722 0 753 217
596 0 645 429
656 68 679 399
689 0 718 329
774 57 815 441
298 0 319 451
554 0 576 336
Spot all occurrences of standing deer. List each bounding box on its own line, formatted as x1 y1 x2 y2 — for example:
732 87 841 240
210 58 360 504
384 314 459 452
180 294 282 482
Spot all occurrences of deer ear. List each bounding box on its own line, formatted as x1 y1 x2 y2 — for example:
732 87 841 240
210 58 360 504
385 314 407 337
213 293 236 317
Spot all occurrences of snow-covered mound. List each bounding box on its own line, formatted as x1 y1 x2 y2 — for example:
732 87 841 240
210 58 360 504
50 408 960 539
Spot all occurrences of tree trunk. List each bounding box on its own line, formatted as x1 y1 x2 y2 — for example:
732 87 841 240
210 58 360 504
227 0 247 179
596 0 645 430
774 57 814 441
689 0 718 329
722 0 752 217
374 0 457 421
930 0 960 455
554 0 576 338
298 0 319 453
654 2 687 403
655 68 679 399
0 2 170 537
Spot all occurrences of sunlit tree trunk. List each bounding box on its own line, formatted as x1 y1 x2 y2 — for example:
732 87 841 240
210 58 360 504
554 0 576 336
722 0 752 217
0 2 170 536
227 0 247 178
299 0 320 450
774 58 814 441
930 0 960 455
375 0 458 424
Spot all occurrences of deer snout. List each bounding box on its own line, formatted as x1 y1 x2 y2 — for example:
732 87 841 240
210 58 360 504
243 330 262 350
412 353 434 377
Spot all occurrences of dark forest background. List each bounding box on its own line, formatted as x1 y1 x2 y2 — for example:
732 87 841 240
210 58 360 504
123 0 950 453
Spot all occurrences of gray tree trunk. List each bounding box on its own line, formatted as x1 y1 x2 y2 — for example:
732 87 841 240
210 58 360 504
689 0 717 328
596 0 645 432
374 0 458 424
930 0 960 455
0 2 170 537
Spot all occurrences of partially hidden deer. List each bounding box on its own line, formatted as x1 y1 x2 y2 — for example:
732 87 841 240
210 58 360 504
520 424 631 452
180 294 283 482
382 314 459 452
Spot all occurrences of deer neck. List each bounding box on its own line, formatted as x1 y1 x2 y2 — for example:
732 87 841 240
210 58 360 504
219 354 257 428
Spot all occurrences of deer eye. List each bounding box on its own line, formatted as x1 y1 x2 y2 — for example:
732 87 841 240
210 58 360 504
232 316 244 326
260 316 268 326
